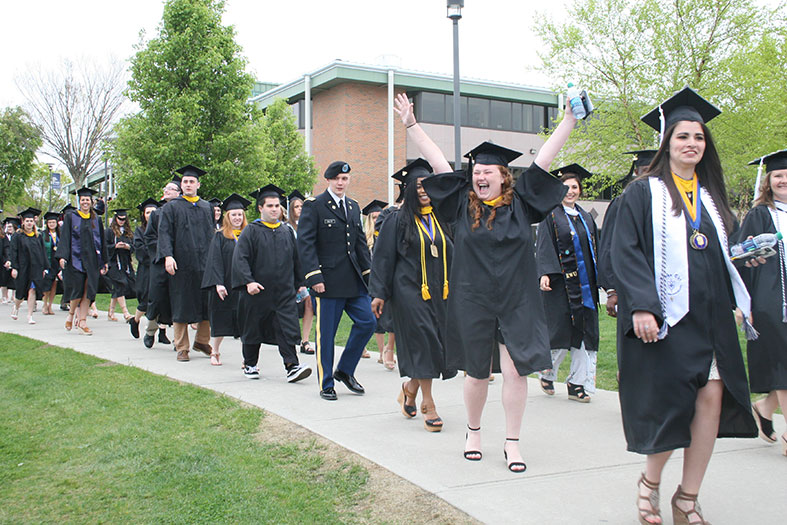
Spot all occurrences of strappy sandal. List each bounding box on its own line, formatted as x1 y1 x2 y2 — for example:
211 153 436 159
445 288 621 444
503 438 526 473
107 310 118 322
122 310 132 322
540 377 555 395
752 402 777 443
210 352 222 366
421 403 443 432
90 307 98 319
464 425 482 461
567 382 591 403
10 305 19 320
361 348 371 358
397 382 417 418
383 347 396 371
671 485 709 525
65 314 74 331
300 341 314 355
637 473 661 524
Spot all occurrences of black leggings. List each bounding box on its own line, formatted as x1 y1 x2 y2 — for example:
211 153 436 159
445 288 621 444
242 316 298 368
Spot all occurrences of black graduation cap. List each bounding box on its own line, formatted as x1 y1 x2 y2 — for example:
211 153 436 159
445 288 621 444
113 209 129 218
362 200 388 216
391 158 433 188
221 193 251 211
168 174 182 189
43 211 60 222
641 86 721 134
621 149 658 181
324 161 351 179
70 187 98 197
175 165 206 180
464 141 522 168
550 163 593 180
3 217 21 228
749 149 787 173
288 190 306 202
19 207 41 219
60 204 76 214
250 184 285 204
208 198 222 208
137 198 159 212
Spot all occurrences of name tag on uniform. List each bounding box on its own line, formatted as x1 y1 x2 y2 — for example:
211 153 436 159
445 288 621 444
323 218 336 225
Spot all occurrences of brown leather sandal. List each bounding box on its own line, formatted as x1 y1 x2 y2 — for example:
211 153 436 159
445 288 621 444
396 382 417 418
671 485 708 525
637 473 661 524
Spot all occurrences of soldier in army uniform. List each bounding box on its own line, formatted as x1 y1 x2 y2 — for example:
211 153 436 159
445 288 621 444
297 161 376 400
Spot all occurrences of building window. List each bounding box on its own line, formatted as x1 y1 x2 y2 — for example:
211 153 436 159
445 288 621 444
411 91 556 134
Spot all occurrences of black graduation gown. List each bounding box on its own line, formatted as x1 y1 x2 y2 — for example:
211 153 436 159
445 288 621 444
612 179 756 454
105 228 136 299
232 221 303 346
0 235 12 288
41 231 59 291
133 225 150 312
58 211 107 303
156 197 214 324
144 208 172 324
371 207 396 333
369 209 457 380
201 231 240 338
9 232 48 300
737 205 787 392
597 196 622 291
536 206 600 351
421 163 567 379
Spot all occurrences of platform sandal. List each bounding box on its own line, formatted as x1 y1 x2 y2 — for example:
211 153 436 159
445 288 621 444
636 473 661 525
397 382 417 418
421 403 443 432
567 382 591 403
671 485 709 525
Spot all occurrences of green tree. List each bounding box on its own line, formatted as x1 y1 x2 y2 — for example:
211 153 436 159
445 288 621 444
14 164 74 214
534 0 786 208
112 0 267 207
259 98 318 194
0 107 42 213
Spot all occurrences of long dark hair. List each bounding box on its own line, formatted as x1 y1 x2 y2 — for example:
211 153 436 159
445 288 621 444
45 218 60 237
398 177 426 250
639 121 734 234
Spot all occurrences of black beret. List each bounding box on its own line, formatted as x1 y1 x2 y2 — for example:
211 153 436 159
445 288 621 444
324 161 351 179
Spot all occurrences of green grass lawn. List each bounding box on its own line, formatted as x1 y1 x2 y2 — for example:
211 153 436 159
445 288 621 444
0 333 370 523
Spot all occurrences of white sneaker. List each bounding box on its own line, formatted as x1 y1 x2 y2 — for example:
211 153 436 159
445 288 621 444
286 364 312 383
243 365 260 379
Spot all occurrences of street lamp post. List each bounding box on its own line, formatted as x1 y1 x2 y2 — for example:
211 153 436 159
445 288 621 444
447 1 463 171
46 163 54 212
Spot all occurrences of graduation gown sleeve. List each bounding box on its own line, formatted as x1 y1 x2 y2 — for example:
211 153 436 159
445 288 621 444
610 180 664 334
536 214 562 277
514 163 569 224
368 209 398 301
420 171 468 227
202 231 228 289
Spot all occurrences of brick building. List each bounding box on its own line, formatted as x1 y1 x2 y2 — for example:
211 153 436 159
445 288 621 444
250 61 563 210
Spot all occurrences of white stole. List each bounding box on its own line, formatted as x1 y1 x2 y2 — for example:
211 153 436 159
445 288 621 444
650 177 753 336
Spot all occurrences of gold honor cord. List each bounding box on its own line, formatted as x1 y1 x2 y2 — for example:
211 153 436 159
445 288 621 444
415 212 449 301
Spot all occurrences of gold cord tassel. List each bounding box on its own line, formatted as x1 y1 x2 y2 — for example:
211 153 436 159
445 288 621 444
417 215 431 300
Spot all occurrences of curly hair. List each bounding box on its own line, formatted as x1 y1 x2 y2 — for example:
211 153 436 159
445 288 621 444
110 216 133 239
467 166 514 230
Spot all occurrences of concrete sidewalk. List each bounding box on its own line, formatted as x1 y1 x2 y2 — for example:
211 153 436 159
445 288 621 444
1 308 785 524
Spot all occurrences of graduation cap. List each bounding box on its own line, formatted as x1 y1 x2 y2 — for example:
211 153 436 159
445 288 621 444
208 198 222 208
3 217 21 228
113 209 129 219
19 207 41 219
464 141 522 168
60 204 76 214
641 86 721 141
250 184 285 204
362 200 388 216
288 190 306 203
621 149 658 182
175 165 206 180
221 193 251 211
392 159 433 188
550 163 593 180
750 149 787 201
70 187 98 197
137 198 159 212
43 211 60 222
324 161 351 179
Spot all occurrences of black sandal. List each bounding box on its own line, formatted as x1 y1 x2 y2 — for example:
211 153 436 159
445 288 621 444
503 438 526 473
540 377 555 396
752 402 777 443
464 425 482 461
567 382 591 403
300 341 315 355
397 382 417 418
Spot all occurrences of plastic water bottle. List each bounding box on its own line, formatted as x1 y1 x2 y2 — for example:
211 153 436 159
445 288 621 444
295 288 310 303
730 232 783 258
567 83 587 120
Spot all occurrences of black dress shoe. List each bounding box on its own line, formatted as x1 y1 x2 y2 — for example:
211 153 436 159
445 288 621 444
128 317 140 339
320 388 337 401
158 328 171 345
143 334 155 348
333 370 365 394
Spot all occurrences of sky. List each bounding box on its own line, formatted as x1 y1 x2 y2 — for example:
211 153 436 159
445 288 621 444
0 0 568 109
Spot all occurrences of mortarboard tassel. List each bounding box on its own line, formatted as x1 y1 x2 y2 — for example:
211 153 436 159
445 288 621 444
753 157 764 201
743 315 759 341
658 105 665 145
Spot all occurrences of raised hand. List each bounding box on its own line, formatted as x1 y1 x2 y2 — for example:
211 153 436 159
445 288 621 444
394 93 416 128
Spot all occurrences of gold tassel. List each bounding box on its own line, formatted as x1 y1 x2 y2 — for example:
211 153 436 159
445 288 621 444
422 284 431 300
442 282 449 300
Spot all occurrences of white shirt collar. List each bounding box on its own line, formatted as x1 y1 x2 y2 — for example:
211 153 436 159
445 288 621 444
327 187 344 207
